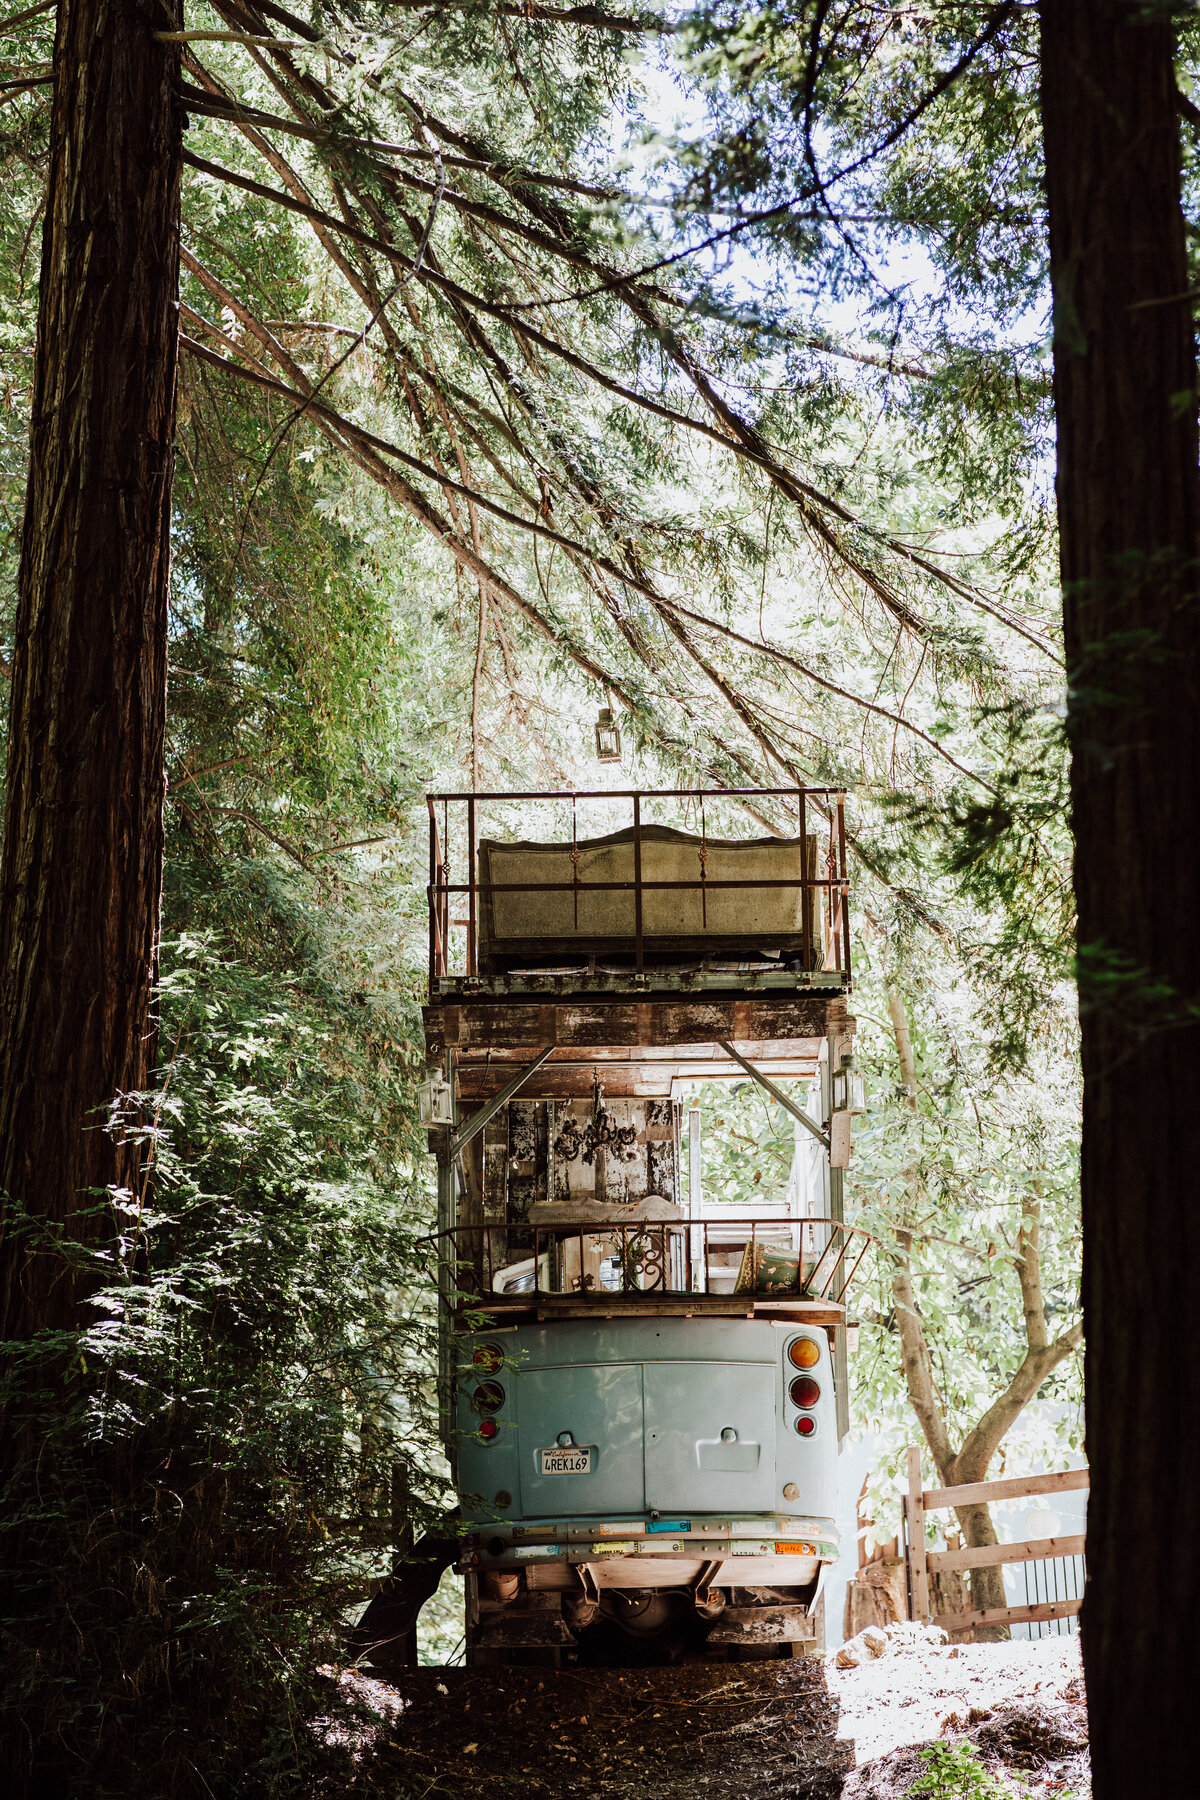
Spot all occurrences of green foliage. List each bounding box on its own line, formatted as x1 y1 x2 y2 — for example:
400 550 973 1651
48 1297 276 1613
0 0 1094 1783
0 934 449 1796
683 1079 800 1204
848 958 1081 1537
911 1741 1012 1800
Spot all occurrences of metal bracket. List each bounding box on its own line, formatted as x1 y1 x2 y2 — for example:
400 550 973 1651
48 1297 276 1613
576 1561 600 1606
718 1040 829 1150
690 1558 726 1609
449 1045 555 1158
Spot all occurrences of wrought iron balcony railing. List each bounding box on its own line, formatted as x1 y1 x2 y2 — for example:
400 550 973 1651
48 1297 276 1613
430 1215 874 1312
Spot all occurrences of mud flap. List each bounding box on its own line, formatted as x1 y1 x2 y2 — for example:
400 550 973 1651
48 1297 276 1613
706 1604 817 1645
476 1593 577 1648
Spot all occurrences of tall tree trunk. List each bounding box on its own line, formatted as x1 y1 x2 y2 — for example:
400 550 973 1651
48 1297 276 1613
0 1 183 1341
1041 4 1200 1790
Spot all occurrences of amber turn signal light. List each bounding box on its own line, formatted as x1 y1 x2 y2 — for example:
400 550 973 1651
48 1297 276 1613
788 1337 820 1369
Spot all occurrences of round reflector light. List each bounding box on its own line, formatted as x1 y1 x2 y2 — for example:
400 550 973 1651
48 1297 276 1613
479 1418 498 1440
472 1380 505 1413
472 1343 504 1373
795 1415 817 1438
788 1337 820 1369
789 1376 820 1409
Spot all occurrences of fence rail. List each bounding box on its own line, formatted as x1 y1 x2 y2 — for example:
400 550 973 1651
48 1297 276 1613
904 1447 1088 1637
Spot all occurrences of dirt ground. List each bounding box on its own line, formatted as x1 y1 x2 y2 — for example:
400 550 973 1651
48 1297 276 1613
326 1632 1088 1798
834 1634 1088 1797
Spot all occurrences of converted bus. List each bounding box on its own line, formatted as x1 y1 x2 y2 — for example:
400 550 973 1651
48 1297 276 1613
415 787 869 1665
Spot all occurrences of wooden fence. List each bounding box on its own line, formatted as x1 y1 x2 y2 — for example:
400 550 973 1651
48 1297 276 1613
904 1447 1089 1636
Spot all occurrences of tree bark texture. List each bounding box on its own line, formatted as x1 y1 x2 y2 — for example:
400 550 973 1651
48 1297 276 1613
1041 3 1200 1790
0 1 183 1341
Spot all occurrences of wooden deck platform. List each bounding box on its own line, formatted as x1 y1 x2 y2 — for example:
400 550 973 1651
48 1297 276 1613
456 1294 847 1327
425 984 854 1100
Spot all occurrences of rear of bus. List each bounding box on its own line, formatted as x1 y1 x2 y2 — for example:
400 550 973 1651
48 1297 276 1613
456 1315 840 1661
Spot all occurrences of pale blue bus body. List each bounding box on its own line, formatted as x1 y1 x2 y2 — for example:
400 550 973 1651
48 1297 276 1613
456 1315 840 1654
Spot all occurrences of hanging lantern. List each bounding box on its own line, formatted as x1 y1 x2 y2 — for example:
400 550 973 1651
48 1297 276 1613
418 1072 454 1127
594 704 622 764
831 1053 866 1116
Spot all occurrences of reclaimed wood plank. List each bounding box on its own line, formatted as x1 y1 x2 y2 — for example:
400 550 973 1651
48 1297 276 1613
907 1447 931 1623
931 1598 1081 1632
537 1301 755 1320
459 1298 842 1324
923 1468 1089 1510
745 998 838 1037
424 993 841 1055
927 1534 1086 1573
436 1053 828 1083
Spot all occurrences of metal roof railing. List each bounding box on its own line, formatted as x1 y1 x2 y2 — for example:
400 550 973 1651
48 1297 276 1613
425 786 850 985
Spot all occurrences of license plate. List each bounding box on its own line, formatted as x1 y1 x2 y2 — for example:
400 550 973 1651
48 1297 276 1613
540 1447 592 1475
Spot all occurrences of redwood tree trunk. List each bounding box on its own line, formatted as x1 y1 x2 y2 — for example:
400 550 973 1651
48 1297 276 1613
1040 4 1200 1790
0 1 182 1340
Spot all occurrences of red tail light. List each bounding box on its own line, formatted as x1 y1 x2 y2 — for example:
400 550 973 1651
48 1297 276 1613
472 1381 505 1413
795 1415 816 1437
479 1419 498 1441
789 1376 820 1409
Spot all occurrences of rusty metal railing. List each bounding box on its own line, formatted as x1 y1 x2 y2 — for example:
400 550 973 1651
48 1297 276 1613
425 786 850 986
427 1216 875 1311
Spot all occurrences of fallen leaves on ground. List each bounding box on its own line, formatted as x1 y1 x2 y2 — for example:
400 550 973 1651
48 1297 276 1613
324 1635 1088 1799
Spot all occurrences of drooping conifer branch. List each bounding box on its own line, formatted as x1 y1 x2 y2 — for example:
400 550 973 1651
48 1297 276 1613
195 2 1056 673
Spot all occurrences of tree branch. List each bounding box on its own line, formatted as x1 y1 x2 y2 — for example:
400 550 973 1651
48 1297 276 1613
0 1 57 32
375 2 672 31
179 332 642 710
659 596 1000 794
950 1323 1082 1488
215 0 1061 668
886 981 920 1102
1016 1186 1048 1354
168 754 254 790
191 46 1056 673
891 1235 958 1481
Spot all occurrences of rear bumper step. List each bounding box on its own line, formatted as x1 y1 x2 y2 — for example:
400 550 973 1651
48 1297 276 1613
706 1605 815 1644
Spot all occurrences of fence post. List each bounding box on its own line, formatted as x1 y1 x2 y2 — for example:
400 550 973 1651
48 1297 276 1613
906 1446 931 1622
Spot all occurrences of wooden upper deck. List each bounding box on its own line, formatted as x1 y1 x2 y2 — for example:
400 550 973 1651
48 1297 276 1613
423 787 853 1099
423 792 863 1377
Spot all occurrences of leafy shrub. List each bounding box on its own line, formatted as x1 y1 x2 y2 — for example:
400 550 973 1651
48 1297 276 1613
0 935 448 1798
910 1741 1012 1798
